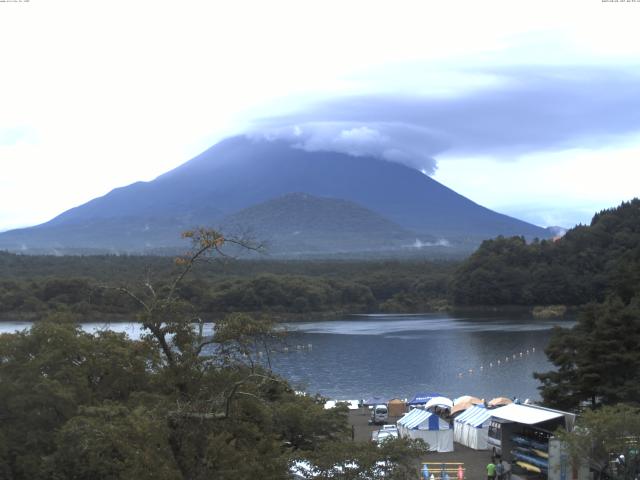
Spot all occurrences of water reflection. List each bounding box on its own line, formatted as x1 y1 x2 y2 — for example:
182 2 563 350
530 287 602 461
275 313 573 402
0 313 572 402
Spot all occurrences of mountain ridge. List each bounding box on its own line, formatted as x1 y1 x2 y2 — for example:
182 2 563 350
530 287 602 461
219 192 428 255
0 135 550 255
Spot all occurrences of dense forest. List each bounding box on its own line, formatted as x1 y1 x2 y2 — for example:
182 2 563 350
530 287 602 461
535 295 640 411
2 204 640 476
2 200 640 320
451 199 640 307
448 200 640 412
0 254 454 320
511 200 640 411
0 232 429 479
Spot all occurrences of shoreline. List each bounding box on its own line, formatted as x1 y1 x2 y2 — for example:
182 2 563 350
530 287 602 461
0 304 577 323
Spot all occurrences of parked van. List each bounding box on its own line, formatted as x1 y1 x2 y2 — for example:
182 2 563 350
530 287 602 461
371 404 389 425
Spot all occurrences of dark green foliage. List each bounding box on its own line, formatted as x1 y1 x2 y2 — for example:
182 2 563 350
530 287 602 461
451 199 640 306
0 317 157 478
555 404 640 479
0 232 428 479
0 255 456 318
49 403 181 480
203 274 377 314
535 295 640 410
448 200 640 410
0 314 308 479
299 436 429 479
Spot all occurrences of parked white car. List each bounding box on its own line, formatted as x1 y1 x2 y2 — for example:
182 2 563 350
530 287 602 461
371 404 389 425
371 424 399 445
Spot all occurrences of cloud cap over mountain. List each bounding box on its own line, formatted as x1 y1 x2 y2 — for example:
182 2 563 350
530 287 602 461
251 65 640 173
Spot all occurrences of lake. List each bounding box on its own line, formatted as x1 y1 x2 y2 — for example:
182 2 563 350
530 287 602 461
0 313 572 402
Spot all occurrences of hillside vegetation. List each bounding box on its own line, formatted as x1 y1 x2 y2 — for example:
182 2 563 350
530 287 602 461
0 232 428 479
0 255 454 320
219 192 422 254
2 199 639 321
451 199 640 306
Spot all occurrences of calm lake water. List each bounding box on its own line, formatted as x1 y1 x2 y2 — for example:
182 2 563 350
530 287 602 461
0 313 573 402
273 313 573 402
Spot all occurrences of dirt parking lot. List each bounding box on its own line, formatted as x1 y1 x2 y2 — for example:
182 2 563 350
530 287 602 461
348 408 501 480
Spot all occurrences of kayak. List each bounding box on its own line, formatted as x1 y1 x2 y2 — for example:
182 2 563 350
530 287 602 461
516 461 542 474
532 448 549 459
511 435 549 452
511 449 548 471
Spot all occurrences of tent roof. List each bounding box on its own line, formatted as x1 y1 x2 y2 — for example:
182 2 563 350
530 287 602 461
398 409 448 430
490 404 564 425
455 405 491 427
408 392 442 405
453 395 483 405
488 397 513 407
425 396 453 409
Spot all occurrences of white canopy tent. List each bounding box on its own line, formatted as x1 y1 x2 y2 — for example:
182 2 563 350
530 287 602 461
489 403 564 424
397 409 453 452
425 396 454 410
489 403 576 431
454 405 491 450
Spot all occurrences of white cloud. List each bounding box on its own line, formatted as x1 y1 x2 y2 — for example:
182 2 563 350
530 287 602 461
251 122 440 173
434 139 640 227
1 0 640 230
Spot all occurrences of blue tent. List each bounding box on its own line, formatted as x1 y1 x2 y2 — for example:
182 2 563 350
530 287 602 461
453 405 491 450
408 392 442 406
397 409 453 452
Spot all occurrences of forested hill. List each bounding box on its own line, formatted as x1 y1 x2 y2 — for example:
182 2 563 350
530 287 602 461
451 199 640 306
0 253 455 320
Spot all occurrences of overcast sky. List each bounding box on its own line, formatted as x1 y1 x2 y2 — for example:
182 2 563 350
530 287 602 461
1 0 639 231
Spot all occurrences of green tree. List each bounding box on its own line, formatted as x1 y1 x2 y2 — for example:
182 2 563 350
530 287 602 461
298 437 429 479
535 296 640 410
451 199 640 308
555 404 640 480
48 403 181 480
0 313 155 478
0 228 430 479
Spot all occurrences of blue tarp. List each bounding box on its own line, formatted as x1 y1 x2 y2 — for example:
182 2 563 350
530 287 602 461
408 392 442 406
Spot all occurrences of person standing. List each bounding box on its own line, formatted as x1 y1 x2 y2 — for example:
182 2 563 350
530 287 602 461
487 460 497 480
617 454 626 476
496 460 505 480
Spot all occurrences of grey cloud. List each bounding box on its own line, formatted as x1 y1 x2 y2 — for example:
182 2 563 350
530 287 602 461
250 65 640 171
251 122 442 173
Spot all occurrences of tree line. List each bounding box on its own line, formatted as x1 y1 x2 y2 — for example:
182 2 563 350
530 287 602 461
0 255 454 319
451 199 640 306
0 230 429 479
520 201 640 414
446 200 640 479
